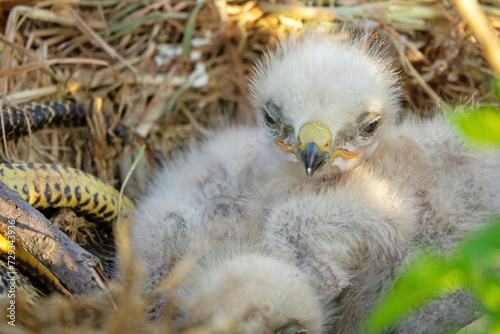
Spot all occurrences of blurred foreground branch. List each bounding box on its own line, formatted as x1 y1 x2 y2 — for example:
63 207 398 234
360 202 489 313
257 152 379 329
0 180 107 295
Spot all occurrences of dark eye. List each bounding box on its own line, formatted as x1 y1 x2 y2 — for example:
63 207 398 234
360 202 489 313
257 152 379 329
265 112 276 126
263 102 281 129
361 120 379 137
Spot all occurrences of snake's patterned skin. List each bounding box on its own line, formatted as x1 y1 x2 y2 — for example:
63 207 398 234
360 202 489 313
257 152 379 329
0 260 39 305
0 234 70 297
0 163 134 222
1 101 89 141
0 101 137 300
1 100 130 142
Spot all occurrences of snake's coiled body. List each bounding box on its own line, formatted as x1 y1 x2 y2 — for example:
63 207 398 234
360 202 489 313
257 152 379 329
0 259 40 304
0 163 133 222
1 100 130 142
0 100 140 299
0 161 133 298
1 101 89 141
0 100 135 222
0 234 70 297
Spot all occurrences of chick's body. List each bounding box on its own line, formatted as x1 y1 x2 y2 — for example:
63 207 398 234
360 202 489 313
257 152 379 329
129 30 500 334
248 31 500 332
132 127 265 291
131 126 330 333
385 118 500 250
262 117 500 333
131 124 420 333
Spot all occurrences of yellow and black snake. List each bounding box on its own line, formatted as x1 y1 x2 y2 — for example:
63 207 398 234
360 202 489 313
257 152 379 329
1 101 88 141
0 233 71 298
0 100 138 299
1 100 130 141
0 162 134 222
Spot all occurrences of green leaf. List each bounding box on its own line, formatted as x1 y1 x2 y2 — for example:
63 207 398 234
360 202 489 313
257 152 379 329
108 12 188 41
473 274 500 312
365 219 500 333
488 77 500 100
182 1 204 56
110 1 143 22
453 219 500 271
364 252 462 333
452 219 500 311
455 315 493 334
449 106 500 146
118 144 146 220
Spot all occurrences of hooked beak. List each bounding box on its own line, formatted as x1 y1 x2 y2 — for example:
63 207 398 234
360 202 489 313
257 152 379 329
275 121 360 177
297 121 334 177
299 142 329 177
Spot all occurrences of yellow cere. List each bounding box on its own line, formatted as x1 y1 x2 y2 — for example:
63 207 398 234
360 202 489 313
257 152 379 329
298 121 333 151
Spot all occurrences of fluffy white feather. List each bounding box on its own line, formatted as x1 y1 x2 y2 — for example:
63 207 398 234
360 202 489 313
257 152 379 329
249 31 401 175
128 29 500 334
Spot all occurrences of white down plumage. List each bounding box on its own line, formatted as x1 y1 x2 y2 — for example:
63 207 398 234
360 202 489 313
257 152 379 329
128 30 500 334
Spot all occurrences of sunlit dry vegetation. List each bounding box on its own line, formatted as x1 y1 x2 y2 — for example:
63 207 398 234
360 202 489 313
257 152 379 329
1 0 500 333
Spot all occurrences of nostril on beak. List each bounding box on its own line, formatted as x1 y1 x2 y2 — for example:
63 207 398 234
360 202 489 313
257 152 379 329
274 323 307 334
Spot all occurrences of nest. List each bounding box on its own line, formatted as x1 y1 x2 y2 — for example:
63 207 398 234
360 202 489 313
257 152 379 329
0 1 498 177
0 0 499 331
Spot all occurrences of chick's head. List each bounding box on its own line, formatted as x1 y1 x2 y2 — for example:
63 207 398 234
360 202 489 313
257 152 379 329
250 31 401 177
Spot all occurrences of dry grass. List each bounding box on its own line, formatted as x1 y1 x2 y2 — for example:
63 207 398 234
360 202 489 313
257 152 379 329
1 217 164 334
1 0 500 332
1 0 499 180
0 217 244 334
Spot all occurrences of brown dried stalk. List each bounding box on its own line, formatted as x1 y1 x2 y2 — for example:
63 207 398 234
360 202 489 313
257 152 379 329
0 180 107 295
